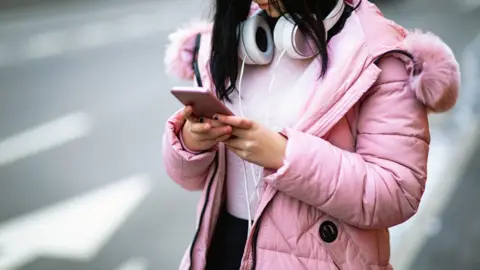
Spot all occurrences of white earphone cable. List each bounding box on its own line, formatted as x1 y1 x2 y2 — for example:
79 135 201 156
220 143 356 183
265 48 288 128
238 48 288 233
242 161 253 233
238 55 247 117
238 56 255 233
248 48 289 204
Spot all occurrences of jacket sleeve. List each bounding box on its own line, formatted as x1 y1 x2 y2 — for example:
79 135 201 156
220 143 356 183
264 58 430 229
162 109 217 191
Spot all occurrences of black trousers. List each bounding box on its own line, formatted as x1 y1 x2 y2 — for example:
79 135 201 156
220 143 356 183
206 210 249 270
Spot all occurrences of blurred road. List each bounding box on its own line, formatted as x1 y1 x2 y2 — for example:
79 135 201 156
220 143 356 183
0 0 478 270
414 136 480 269
0 1 211 269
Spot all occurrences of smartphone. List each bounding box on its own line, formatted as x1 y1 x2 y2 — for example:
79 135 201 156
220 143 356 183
170 86 234 118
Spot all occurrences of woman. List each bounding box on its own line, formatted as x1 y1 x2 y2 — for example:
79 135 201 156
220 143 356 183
163 0 460 269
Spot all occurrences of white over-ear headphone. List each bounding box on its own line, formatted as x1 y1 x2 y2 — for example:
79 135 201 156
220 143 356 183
238 0 346 65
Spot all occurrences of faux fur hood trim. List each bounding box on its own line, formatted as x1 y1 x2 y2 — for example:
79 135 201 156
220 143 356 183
403 30 460 113
164 20 212 81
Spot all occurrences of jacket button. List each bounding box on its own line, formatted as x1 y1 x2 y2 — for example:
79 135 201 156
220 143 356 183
319 221 338 243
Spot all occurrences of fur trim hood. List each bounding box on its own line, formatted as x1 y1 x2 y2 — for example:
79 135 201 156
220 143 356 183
164 20 212 81
403 30 460 113
164 22 459 113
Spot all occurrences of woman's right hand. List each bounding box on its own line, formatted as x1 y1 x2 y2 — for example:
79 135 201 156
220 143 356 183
181 106 233 152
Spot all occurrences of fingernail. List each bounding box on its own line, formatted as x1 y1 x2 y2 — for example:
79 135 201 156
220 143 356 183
199 117 204 123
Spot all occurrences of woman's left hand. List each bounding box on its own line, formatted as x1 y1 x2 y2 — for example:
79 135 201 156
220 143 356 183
214 114 287 170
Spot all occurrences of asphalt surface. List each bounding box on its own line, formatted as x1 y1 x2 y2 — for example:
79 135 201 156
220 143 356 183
0 1 209 269
0 0 478 270
413 139 480 270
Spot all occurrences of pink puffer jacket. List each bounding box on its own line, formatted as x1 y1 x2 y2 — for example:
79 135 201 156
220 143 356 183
162 1 460 269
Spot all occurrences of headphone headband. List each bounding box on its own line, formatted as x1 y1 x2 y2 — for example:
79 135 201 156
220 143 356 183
324 0 346 31
238 0 346 64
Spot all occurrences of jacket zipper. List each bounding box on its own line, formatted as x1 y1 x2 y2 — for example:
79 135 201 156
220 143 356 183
250 199 273 270
188 153 219 270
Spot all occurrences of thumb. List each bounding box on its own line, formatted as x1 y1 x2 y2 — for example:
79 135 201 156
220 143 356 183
182 106 197 122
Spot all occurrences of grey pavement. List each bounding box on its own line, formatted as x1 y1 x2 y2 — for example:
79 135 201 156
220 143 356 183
412 139 480 269
0 1 207 269
380 1 480 269
0 0 478 270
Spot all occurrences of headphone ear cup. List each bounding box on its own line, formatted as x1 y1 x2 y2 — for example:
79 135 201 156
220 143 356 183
238 14 274 65
274 15 317 60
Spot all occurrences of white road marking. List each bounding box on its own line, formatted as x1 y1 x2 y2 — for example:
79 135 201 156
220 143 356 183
14 12 172 64
1 0 195 66
0 112 93 166
75 22 114 49
424 218 443 238
25 31 66 59
459 0 480 9
116 257 149 270
0 174 152 270
119 14 161 39
458 33 480 123
448 34 480 133
0 0 182 33
0 43 8 67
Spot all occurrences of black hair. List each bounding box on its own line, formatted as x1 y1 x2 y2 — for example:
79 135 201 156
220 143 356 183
210 0 358 102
